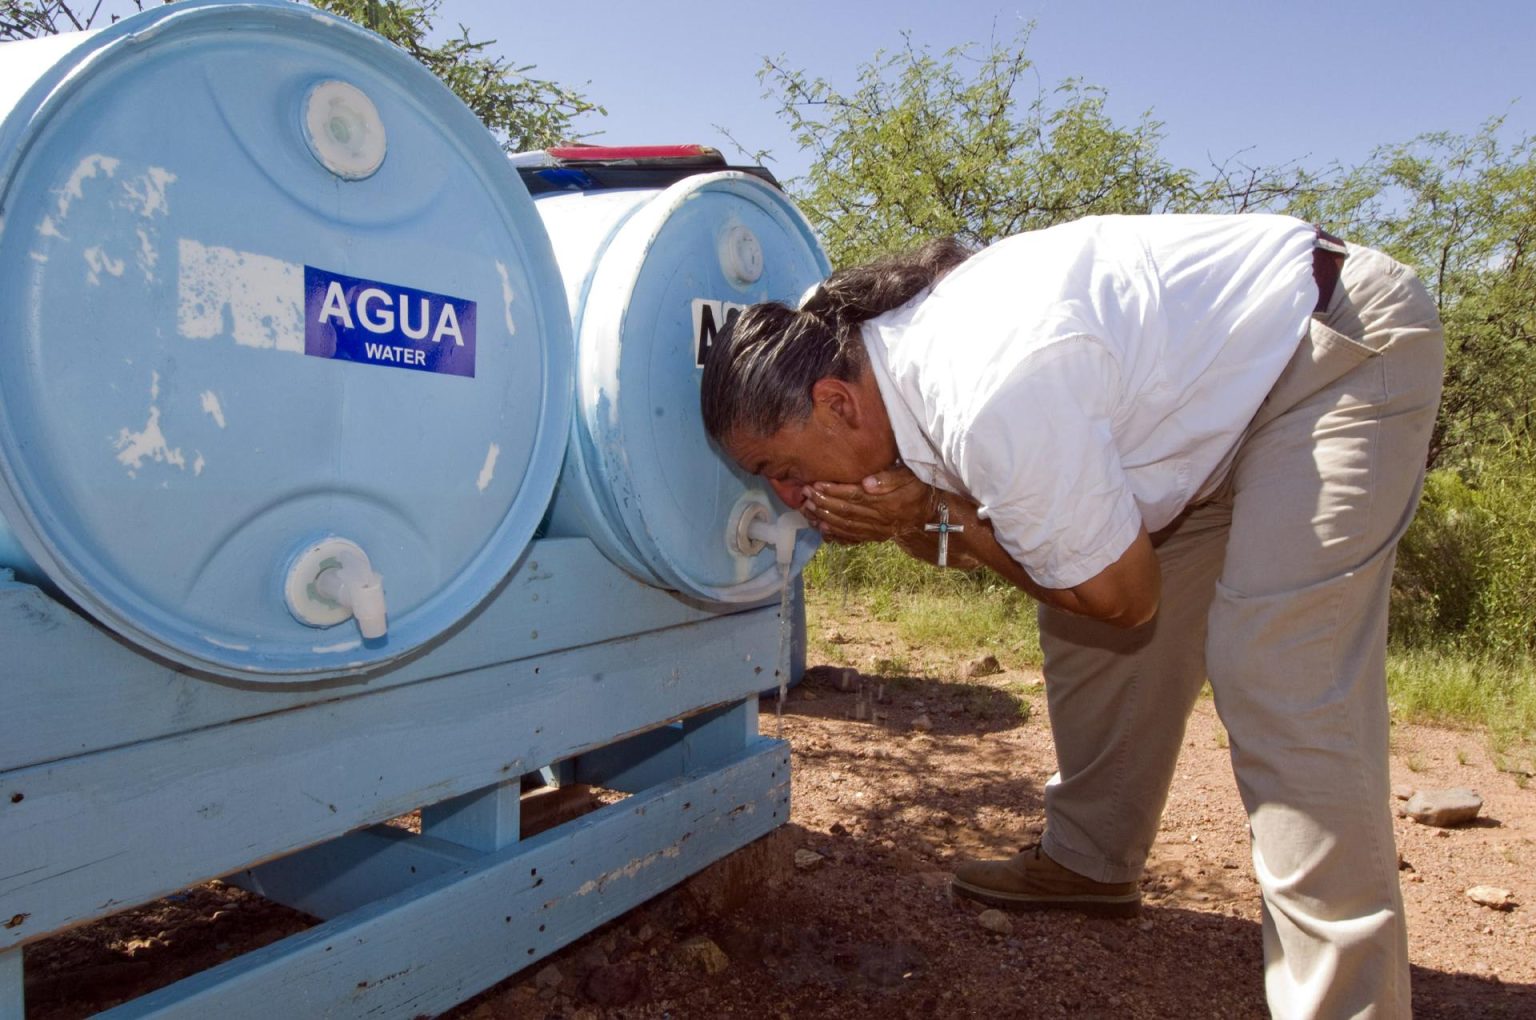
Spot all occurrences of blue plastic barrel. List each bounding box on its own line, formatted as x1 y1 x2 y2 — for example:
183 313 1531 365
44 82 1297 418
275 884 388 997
0 1 572 680
528 168 829 603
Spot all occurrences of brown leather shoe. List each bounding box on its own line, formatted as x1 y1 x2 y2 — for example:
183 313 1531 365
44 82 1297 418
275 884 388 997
951 844 1141 918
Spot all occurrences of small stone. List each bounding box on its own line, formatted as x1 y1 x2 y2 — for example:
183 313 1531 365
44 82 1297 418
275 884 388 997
967 655 1003 678
1405 788 1483 827
675 935 730 975
1138 918 1154 931
911 713 933 732
1435 829 1451 839
829 822 848 836
582 962 644 1007
1392 784 1415 801
534 964 563 990
634 923 656 944
977 909 1014 934
794 849 826 871
1466 886 1516 911
801 690 818 701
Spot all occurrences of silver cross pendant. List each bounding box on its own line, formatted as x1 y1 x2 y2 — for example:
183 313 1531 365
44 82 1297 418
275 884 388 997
924 500 965 568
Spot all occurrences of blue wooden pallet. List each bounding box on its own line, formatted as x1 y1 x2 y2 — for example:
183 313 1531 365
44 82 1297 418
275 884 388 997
0 537 794 1018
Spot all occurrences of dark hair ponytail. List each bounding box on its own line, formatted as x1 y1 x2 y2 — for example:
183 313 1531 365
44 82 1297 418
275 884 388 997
701 237 971 442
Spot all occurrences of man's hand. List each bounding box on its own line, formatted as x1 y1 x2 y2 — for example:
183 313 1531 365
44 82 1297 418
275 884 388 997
800 465 933 544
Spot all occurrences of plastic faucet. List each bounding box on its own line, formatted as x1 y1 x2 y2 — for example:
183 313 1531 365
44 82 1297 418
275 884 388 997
737 503 809 572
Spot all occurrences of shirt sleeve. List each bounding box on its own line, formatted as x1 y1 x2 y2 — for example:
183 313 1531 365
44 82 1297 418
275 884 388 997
953 335 1144 589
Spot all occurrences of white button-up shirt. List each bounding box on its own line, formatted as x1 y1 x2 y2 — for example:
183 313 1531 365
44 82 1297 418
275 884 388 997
861 214 1318 588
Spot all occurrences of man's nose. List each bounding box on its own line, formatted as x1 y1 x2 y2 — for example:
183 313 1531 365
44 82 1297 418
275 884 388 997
769 479 804 508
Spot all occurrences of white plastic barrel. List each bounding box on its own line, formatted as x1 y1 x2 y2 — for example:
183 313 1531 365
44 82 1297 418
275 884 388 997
528 166 829 603
0 1 573 680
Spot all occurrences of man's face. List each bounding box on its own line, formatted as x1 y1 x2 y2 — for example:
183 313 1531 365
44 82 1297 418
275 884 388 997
724 416 881 509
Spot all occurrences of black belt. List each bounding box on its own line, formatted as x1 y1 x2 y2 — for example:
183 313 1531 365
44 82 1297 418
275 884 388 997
1312 226 1347 313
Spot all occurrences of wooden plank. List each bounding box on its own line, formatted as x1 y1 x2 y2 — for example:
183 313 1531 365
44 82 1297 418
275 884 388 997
572 689 758 794
230 827 478 921
421 779 520 852
683 700 756 770
0 946 20 1020
1 608 780 949
99 740 791 1019
0 538 771 773
574 723 684 794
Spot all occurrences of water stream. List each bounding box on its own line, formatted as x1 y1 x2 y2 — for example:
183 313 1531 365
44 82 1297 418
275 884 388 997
774 566 792 738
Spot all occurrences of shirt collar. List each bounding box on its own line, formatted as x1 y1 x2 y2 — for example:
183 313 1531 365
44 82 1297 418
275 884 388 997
859 318 944 484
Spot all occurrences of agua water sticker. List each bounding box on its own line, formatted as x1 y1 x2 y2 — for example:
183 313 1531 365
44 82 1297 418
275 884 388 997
305 266 476 377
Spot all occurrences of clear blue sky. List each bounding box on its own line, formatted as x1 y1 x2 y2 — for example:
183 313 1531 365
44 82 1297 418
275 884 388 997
453 0 1533 183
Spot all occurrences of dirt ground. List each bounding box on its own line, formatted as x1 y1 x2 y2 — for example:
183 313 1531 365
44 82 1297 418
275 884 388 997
20 598 1536 1018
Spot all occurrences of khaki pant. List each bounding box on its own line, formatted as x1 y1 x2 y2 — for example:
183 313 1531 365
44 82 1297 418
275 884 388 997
1037 245 1444 1019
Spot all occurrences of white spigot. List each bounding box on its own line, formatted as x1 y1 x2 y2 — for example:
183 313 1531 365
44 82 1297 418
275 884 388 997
285 537 389 640
733 502 809 572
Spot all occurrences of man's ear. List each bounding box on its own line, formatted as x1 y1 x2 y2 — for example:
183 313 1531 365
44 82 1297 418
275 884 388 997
810 377 861 430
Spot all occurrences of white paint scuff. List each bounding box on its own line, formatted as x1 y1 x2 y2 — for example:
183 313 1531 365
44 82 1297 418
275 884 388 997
136 228 158 283
496 260 517 336
83 245 125 285
124 166 176 218
178 239 303 351
199 390 227 428
574 841 685 897
57 154 119 219
113 372 186 476
476 442 500 493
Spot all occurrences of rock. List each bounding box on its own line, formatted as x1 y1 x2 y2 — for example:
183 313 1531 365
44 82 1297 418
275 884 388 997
794 848 825 870
1405 788 1482 827
1392 784 1415 801
911 713 933 732
533 964 563 990
1466 886 1516 911
977 909 1014 934
582 962 644 1007
575 944 608 972
675 935 730 975
967 654 1003 677
830 821 849 836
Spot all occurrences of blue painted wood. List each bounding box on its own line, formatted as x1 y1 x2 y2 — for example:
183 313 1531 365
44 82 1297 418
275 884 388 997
683 701 755 769
1 605 779 949
0 538 764 774
231 826 478 921
421 779 521 852
98 740 790 1019
574 723 685 793
0 946 20 1020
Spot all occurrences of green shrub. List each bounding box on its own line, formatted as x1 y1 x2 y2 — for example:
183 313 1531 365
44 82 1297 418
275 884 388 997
1390 468 1495 646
